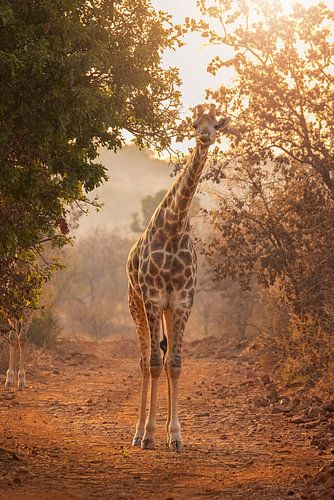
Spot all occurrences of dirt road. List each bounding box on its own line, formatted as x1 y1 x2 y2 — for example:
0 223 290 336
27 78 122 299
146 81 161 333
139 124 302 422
0 339 332 499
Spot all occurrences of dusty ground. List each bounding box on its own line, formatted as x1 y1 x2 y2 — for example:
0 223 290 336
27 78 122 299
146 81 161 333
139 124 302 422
0 338 333 499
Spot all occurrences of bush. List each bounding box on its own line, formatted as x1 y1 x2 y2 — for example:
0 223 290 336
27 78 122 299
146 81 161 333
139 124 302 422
259 312 334 388
28 308 62 349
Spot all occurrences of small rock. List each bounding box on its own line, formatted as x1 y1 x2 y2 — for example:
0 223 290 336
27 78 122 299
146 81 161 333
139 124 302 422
315 471 328 484
266 387 279 403
52 369 60 375
304 421 320 429
0 393 15 401
323 400 334 412
292 398 301 408
291 415 310 424
308 406 322 418
260 374 271 386
272 405 290 414
253 396 269 408
308 395 323 405
195 412 209 417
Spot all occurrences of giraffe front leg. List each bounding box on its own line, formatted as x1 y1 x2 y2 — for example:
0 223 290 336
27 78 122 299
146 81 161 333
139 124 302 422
141 302 163 450
132 351 150 447
164 310 172 445
165 304 191 452
128 288 150 448
5 330 18 387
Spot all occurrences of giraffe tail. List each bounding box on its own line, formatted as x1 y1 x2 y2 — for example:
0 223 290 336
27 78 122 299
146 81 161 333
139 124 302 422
159 315 167 360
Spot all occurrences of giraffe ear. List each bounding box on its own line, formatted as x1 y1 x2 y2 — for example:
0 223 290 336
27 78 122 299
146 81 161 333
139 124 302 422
208 104 216 119
214 116 231 131
193 105 204 128
195 105 204 118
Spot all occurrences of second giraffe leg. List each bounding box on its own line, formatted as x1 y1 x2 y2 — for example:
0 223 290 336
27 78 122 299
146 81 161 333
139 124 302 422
18 329 27 389
5 329 18 387
141 301 163 450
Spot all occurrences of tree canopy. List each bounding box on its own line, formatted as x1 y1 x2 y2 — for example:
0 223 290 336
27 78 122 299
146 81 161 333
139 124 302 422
184 0 334 383
0 0 181 317
188 0 334 190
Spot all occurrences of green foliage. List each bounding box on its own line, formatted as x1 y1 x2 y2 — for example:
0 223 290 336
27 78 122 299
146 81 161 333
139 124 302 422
28 307 62 349
0 0 181 317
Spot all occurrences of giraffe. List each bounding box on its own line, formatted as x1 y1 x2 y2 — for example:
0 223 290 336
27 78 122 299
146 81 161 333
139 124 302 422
3 310 33 389
126 104 231 452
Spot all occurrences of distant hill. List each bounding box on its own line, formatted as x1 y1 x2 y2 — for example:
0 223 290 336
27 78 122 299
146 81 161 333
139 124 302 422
76 145 172 236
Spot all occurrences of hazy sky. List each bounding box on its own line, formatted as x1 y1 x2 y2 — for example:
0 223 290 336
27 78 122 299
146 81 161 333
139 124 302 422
80 0 329 236
77 146 172 236
151 0 328 115
151 0 227 115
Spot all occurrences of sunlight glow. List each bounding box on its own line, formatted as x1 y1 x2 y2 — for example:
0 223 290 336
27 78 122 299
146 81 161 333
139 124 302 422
151 0 331 113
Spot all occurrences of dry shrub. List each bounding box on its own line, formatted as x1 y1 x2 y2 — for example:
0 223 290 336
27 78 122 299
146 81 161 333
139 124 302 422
28 307 62 349
260 312 334 388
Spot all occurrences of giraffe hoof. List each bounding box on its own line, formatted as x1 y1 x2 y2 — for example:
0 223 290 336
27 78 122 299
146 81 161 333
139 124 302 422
18 372 26 389
5 380 14 388
141 438 155 450
169 440 183 452
132 437 142 447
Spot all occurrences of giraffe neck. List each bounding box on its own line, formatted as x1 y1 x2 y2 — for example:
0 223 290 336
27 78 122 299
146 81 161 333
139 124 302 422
152 142 210 237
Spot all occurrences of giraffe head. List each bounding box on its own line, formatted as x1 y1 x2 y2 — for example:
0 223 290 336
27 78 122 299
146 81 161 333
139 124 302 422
192 104 231 146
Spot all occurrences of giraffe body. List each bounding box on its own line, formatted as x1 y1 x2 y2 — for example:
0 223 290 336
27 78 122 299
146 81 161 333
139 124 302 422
127 104 230 451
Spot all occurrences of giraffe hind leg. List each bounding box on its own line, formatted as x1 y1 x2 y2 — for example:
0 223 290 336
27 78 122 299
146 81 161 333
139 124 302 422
141 300 163 450
128 287 150 447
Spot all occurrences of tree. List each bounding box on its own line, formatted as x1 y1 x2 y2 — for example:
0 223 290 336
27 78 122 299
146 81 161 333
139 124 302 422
0 0 181 317
48 229 133 338
186 0 334 192
184 0 334 383
131 188 202 233
131 189 168 232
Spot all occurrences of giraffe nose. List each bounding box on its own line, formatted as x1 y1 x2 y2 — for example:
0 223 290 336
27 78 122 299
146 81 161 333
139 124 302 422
200 128 210 138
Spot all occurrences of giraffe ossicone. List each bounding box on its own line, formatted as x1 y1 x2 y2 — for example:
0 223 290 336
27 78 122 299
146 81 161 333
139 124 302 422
127 104 231 451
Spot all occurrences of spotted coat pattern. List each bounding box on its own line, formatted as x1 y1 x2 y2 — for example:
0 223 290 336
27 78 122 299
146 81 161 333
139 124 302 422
126 105 231 451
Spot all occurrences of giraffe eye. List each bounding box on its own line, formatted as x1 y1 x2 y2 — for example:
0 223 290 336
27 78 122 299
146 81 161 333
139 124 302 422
192 122 198 129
